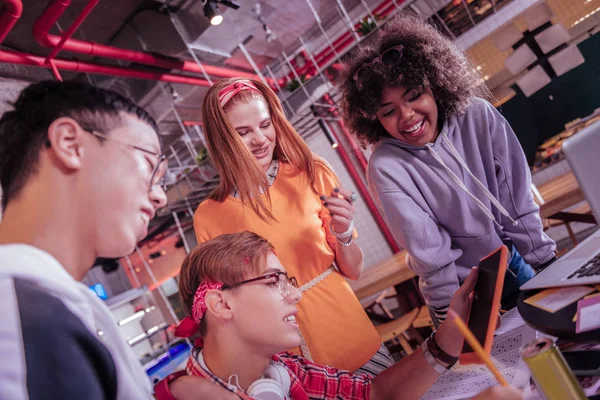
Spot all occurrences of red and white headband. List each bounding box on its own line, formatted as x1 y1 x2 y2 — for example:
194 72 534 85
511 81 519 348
218 79 262 107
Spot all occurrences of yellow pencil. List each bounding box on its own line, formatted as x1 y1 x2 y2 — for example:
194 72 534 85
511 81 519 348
448 309 509 387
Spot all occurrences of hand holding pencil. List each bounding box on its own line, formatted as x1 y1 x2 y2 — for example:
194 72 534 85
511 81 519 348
428 268 522 398
448 309 524 399
448 309 509 386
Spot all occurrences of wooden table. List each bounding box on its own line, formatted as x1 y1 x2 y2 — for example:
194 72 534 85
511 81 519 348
537 172 596 224
350 252 422 313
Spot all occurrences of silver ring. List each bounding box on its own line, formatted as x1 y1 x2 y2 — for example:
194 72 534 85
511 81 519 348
350 192 358 202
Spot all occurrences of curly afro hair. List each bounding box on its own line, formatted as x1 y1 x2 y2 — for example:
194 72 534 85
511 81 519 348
339 13 490 146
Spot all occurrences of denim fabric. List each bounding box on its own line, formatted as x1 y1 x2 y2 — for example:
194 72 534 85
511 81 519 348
501 246 535 309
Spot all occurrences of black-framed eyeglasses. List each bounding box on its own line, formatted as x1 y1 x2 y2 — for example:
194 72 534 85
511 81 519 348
222 271 299 299
84 129 168 192
353 45 404 85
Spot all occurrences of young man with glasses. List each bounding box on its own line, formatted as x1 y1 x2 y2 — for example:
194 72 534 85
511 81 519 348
158 231 523 400
0 80 169 399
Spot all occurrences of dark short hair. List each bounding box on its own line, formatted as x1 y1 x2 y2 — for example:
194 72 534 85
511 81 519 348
0 80 158 210
339 13 490 146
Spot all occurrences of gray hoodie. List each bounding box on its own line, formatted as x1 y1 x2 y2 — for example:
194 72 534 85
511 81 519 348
368 98 556 320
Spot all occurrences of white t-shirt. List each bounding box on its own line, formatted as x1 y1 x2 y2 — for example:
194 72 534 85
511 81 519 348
0 244 153 399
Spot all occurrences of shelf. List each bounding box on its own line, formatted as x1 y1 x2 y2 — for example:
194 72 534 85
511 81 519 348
128 322 169 346
106 286 149 310
142 339 188 371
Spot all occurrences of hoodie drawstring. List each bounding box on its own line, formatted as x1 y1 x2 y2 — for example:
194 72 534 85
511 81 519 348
426 132 519 230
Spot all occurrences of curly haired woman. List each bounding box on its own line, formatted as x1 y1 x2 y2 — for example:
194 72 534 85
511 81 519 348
339 13 556 326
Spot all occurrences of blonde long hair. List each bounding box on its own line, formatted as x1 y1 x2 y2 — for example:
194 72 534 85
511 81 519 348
202 78 318 222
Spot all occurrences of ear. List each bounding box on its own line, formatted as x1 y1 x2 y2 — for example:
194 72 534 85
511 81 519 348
46 117 85 171
204 290 234 322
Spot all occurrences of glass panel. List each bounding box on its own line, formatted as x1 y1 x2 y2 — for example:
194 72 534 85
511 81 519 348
437 1 475 37
466 0 495 24
434 0 516 37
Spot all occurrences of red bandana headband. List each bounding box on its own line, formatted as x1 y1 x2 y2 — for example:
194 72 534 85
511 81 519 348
174 280 223 345
218 79 262 107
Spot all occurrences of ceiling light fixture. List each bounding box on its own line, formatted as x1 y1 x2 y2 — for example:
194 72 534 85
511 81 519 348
203 0 241 26
264 24 277 43
252 2 277 44
219 0 240 9
204 1 223 26
317 119 339 149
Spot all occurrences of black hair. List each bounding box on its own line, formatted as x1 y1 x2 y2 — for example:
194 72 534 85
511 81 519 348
339 13 490 146
0 80 158 210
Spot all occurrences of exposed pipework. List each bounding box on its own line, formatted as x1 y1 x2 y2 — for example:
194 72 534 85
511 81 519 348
33 0 273 84
45 0 99 63
280 0 402 86
0 0 211 87
0 48 212 86
0 0 22 43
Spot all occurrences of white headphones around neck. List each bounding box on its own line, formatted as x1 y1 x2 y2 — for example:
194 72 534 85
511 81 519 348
246 363 291 400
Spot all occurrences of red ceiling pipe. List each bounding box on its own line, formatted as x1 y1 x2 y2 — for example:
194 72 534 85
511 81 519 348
313 32 353 64
183 120 202 127
45 0 99 63
281 25 357 82
286 34 354 81
286 33 354 80
311 36 355 71
0 0 22 43
277 22 359 85
48 59 63 80
310 0 399 65
33 0 274 84
373 0 398 17
337 119 368 171
324 120 400 253
0 0 210 86
281 0 401 83
0 48 212 86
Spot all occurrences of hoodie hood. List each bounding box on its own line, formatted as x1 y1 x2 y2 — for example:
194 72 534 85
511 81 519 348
375 121 518 230
367 98 555 315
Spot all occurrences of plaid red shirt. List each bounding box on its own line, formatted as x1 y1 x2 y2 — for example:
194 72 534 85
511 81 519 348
186 351 372 400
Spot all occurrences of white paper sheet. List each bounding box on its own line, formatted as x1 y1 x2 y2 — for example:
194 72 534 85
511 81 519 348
495 307 526 336
420 325 536 400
